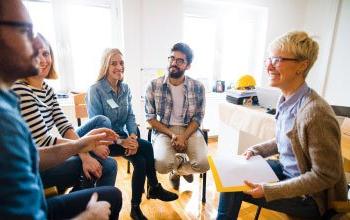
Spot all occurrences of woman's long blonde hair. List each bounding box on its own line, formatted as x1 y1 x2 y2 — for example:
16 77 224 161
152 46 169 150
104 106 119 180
97 48 123 81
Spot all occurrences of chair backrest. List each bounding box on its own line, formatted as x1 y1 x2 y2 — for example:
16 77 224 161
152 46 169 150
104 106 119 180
73 93 88 126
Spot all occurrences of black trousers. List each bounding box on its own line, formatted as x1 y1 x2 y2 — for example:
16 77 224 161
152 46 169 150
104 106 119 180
47 186 122 220
110 137 158 205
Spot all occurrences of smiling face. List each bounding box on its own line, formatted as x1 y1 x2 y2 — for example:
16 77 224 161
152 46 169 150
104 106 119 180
106 52 124 82
35 37 52 79
167 51 190 79
266 49 306 93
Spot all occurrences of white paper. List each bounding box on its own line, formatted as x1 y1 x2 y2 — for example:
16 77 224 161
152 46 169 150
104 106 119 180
213 154 278 187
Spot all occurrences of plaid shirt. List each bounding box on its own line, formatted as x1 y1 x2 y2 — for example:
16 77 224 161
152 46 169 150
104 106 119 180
145 75 205 126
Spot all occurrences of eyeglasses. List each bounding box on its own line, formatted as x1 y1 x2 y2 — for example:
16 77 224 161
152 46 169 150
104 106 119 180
0 21 34 40
265 56 300 67
168 56 187 66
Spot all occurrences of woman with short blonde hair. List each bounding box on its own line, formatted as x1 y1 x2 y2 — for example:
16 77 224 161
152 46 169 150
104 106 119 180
217 31 346 219
269 31 319 77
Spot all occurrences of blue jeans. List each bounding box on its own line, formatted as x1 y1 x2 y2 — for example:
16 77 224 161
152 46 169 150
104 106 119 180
110 131 158 205
47 186 122 220
40 115 117 190
217 160 321 220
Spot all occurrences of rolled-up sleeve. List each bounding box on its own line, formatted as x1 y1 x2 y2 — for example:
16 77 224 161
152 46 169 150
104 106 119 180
145 82 156 121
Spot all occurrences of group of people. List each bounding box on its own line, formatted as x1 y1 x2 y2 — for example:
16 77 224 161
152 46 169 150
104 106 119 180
0 1 208 219
0 0 348 219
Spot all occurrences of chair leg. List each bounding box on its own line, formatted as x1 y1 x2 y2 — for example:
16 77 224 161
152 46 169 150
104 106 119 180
127 161 131 174
254 206 262 220
202 172 207 203
147 129 152 142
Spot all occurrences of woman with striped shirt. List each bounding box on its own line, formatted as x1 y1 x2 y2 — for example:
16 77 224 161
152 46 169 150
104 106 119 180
12 33 117 192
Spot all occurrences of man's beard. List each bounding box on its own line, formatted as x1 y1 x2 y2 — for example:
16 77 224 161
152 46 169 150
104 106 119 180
168 65 184 79
0 43 39 83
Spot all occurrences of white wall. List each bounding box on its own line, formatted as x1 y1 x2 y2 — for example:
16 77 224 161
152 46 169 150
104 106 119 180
121 0 350 134
122 0 184 135
323 0 350 106
303 0 340 95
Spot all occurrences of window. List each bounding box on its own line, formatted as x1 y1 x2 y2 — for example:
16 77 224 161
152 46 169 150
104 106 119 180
184 16 216 80
184 1 268 89
24 0 123 92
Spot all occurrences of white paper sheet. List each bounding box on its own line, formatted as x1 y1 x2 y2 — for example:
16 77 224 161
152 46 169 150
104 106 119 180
213 154 279 187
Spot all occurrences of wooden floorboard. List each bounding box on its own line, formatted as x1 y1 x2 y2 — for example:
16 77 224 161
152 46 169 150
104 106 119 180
114 139 290 220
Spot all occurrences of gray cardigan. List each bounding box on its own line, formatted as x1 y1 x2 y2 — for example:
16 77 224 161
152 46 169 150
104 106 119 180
248 89 347 215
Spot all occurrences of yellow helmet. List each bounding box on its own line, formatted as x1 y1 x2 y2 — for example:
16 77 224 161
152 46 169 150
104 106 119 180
235 74 256 90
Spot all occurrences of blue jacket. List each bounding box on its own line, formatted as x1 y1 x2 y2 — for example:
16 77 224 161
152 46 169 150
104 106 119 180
87 78 137 136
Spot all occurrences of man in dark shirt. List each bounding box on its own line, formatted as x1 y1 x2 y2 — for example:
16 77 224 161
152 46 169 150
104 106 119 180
0 0 122 219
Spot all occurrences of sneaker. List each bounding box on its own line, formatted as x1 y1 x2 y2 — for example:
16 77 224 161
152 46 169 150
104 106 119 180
182 174 194 183
169 171 180 190
130 205 148 220
175 153 187 169
147 183 178 201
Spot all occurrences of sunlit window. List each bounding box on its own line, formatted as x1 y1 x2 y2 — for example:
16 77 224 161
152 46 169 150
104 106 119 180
184 1 268 89
184 16 216 80
23 0 121 92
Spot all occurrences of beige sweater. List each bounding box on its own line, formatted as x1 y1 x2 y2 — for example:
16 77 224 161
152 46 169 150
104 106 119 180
248 90 347 215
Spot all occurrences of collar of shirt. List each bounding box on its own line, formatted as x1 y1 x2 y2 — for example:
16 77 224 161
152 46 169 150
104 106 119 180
100 77 127 95
162 75 189 90
276 83 310 118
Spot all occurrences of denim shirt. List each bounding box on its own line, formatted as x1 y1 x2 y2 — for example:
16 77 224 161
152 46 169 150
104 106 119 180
275 83 311 178
0 89 46 219
145 75 205 126
87 78 137 135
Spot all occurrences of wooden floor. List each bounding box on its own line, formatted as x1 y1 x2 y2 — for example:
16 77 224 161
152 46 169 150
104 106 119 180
114 139 290 220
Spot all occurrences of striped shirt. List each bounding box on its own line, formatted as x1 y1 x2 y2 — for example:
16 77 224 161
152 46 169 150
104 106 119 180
11 81 73 147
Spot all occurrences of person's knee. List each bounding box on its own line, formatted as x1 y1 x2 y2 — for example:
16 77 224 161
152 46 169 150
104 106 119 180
138 140 154 154
154 159 173 174
92 115 112 129
109 187 122 210
95 186 123 214
190 157 210 173
102 157 118 176
130 156 146 169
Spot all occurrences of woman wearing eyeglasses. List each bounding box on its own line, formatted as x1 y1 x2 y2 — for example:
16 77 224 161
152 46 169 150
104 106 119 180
216 31 347 219
87 48 178 220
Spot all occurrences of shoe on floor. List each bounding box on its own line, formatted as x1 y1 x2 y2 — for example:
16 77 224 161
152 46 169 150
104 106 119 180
130 205 148 220
147 183 178 201
169 171 180 190
182 174 193 183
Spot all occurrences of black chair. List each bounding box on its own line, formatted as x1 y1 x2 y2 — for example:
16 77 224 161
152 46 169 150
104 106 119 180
147 127 208 203
331 105 350 118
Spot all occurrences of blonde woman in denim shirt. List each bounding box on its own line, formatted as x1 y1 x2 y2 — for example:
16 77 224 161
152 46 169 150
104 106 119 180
87 48 178 220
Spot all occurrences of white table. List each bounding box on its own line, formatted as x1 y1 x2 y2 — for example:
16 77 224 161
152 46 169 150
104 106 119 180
217 103 276 155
